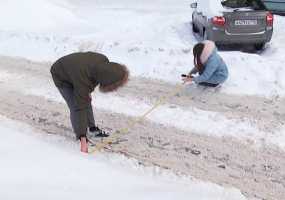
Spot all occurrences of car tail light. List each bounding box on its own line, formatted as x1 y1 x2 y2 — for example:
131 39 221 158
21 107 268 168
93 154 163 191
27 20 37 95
266 12 273 26
212 16 226 26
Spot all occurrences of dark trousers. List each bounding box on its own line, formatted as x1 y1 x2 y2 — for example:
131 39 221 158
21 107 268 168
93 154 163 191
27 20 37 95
58 86 95 137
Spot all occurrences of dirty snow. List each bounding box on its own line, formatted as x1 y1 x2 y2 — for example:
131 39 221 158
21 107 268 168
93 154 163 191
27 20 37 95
0 115 246 200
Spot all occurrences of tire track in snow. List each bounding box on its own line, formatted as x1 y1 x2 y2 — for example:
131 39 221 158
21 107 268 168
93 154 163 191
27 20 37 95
0 56 285 199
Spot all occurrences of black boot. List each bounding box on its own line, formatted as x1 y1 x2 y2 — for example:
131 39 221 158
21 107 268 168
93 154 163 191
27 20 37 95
89 126 109 137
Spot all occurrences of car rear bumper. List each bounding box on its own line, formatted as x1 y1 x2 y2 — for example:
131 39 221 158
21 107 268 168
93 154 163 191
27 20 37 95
208 26 273 44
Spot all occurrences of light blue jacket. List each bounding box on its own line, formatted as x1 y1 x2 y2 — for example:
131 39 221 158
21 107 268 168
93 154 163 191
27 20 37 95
193 48 228 85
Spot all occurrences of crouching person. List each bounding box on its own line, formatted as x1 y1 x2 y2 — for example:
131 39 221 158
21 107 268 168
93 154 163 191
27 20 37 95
50 52 129 153
182 40 228 87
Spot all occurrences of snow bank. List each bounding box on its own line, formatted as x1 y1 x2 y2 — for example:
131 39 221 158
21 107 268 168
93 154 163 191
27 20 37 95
222 49 285 97
0 116 246 200
0 0 284 97
0 0 84 32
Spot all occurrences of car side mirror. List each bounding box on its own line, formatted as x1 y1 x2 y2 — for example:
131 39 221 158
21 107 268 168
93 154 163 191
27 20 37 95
190 2 197 9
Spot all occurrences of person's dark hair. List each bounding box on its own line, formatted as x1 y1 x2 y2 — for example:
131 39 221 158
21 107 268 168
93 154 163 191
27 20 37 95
99 63 129 93
193 43 205 74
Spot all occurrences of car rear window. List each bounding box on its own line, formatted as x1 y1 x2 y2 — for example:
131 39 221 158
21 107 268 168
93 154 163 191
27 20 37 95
221 0 266 10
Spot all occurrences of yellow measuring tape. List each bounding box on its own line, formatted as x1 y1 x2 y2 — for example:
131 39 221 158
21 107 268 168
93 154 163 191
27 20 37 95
89 84 184 154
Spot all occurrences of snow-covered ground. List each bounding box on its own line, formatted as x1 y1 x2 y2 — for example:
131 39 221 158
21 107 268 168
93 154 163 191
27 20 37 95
0 0 284 148
0 115 246 200
0 0 285 199
0 0 284 97
0 64 284 149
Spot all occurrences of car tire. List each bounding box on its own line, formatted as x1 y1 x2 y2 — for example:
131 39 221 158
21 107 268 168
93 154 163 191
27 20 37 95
216 43 223 50
192 22 199 33
191 16 199 33
254 43 266 51
203 29 208 40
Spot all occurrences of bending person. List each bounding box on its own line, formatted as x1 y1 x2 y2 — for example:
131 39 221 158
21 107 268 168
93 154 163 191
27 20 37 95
51 52 129 153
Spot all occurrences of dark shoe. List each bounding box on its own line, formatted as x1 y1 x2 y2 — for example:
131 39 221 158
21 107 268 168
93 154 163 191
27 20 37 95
198 82 219 87
89 126 100 132
95 131 109 137
89 126 109 138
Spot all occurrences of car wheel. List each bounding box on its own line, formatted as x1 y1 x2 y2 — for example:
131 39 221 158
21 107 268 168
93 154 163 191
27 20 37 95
203 29 208 40
216 43 223 50
254 43 265 51
192 22 199 33
191 15 199 33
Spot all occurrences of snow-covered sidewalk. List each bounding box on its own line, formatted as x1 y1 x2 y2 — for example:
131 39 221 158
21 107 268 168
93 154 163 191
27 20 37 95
0 116 246 200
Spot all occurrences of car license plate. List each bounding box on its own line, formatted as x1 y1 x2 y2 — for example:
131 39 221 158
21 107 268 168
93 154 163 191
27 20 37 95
234 20 257 26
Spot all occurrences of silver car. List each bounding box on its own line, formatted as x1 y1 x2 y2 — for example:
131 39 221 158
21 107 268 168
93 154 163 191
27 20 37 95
191 0 274 50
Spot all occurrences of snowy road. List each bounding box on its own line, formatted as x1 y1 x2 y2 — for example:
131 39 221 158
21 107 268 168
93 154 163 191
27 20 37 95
0 56 284 199
1 0 285 199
